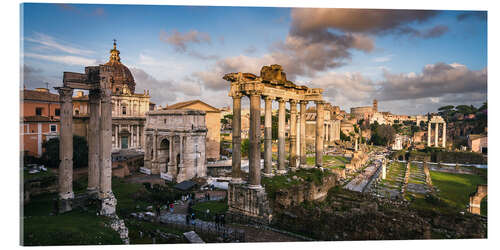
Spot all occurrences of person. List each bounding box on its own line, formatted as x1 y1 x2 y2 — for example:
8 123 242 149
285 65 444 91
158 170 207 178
169 203 174 213
185 214 190 225
221 214 225 227
205 209 210 220
207 192 211 201
191 212 196 225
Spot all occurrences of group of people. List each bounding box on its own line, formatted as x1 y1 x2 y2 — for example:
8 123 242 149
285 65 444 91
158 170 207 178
214 213 226 229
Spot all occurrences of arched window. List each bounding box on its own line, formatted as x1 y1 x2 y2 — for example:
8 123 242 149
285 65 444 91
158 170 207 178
122 106 127 115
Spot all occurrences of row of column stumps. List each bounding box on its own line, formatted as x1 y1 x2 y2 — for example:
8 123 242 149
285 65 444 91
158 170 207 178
427 121 446 147
56 85 115 215
231 92 325 188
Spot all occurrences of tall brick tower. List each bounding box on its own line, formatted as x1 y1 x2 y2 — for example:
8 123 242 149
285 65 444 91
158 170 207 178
373 99 378 113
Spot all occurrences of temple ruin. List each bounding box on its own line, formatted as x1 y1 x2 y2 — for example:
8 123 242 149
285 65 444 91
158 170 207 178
428 116 446 147
56 62 117 215
223 64 324 222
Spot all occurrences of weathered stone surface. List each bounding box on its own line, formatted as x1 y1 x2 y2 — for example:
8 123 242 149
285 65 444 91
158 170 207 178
227 182 272 224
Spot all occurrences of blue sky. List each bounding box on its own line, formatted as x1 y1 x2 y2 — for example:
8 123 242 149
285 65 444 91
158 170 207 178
21 3 487 115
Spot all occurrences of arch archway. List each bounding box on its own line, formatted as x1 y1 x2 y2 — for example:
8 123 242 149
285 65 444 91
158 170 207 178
158 138 170 172
469 184 487 215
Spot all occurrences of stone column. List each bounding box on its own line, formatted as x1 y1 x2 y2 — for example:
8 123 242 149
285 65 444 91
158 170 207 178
144 134 151 170
167 136 175 176
277 98 287 174
56 87 74 213
114 125 118 149
435 122 439 147
248 92 262 188
442 122 446 148
136 125 140 148
263 96 273 176
87 89 100 196
151 129 158 173
355 135 359 151
427 122 431 147
177 135 186 182
299 101 307 166
315 101 325 167
99 88 116 216
289 100 298 171
231 95 242 182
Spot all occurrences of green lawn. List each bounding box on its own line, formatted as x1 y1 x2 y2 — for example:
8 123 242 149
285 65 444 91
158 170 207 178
262 168 332 199
430 170 487 211
192 200 228 221
23 193 122 246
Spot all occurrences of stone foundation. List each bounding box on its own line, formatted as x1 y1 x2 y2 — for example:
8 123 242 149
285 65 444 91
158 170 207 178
227 182 272 224
99 193 117 216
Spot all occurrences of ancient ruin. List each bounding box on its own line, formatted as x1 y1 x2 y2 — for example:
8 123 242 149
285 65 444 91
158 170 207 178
57 55 117 215
469 184 487 215
143 109 208 182
428 116 446 147
223 64 324 222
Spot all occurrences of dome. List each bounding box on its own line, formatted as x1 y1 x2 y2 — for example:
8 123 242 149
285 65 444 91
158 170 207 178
104 40 136 94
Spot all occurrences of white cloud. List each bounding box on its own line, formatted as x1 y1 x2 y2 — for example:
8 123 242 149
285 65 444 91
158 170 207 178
24 52 97 66
373 54 394 63
25 32 94 55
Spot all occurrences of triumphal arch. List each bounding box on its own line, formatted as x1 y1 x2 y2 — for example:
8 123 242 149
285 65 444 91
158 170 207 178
56 63 117 215
223 64 324 223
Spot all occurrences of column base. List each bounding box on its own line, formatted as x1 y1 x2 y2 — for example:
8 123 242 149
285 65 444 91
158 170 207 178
86 187 99 198
58 198 73 214
262 173 274 178
99 192 117 216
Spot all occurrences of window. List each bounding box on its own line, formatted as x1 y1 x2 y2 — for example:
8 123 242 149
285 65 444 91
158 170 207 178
50 124 57 133
75 109 80 115
35 107 43 116
55 109 60 116
122 106 127 115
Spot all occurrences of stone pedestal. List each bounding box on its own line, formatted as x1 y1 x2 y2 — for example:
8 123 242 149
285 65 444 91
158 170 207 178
227 182 272 224
99 193 117 216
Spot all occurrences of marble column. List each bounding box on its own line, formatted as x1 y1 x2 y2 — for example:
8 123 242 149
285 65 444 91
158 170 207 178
144 134 151 170
289 100 298 171
99 88 116 215
299 101 307 166
87 89 100 196
248 92 262 188
152 129 158 172
263 96 273 176
231 95 242 182
277 98 287 174
177 135 186 181
442 122 446 148
427 122 431 147
114 125 118 148
56 87 74 212
434 122 439 147
315 101 325 167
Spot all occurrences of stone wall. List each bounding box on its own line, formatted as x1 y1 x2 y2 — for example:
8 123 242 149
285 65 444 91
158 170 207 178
227 183 272 224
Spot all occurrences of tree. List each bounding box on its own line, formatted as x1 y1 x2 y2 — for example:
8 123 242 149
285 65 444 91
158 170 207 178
371 125 396 146
438 105 455 120
241 138 250 157
340 130 350 141
456 105 477 115
41 135 89 168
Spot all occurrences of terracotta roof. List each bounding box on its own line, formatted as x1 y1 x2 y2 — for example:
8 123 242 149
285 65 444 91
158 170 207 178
23 115 59 122
22 89 59 102
165 100 220 112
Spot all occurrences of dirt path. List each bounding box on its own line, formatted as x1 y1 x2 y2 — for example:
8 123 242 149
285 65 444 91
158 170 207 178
230 224 303 242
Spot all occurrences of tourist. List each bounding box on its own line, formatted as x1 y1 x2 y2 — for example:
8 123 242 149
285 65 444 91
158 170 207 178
169 203 174 213
206 209 210 220
185 214 190 225
207 193 211 201
221 214 225 227
191 213 196 225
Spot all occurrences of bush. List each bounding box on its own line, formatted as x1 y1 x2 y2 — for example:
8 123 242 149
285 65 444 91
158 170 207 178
41 135 89 168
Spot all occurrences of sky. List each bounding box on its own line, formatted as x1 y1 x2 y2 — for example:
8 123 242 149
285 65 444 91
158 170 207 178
20 3 487 115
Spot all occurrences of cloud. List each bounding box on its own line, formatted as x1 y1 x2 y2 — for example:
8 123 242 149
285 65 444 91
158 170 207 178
130 67 201 105
159 29 211 52
290 8 440 35
21 64 45 89
56 4 106 17
374 62 487 101
420 25 449 38
24 52 97 66
373 54 394 63
187 50 219 60
457 11 487 21
25 32 95 55
244 45 257 54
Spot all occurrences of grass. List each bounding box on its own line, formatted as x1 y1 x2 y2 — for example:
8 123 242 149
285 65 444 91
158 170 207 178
192 200 228 221
430 170 487 211
23 193 122 246
23 170 56 182
262 168 332 199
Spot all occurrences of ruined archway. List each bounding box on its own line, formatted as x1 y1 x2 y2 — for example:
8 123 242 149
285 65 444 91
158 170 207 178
469 184 487 215
158 138 170 172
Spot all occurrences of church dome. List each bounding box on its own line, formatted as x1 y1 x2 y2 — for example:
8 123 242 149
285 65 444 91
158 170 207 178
104 40 136 94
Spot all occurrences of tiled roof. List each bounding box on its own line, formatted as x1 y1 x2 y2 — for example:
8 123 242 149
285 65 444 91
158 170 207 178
23 115 59 122
22 89 59 102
